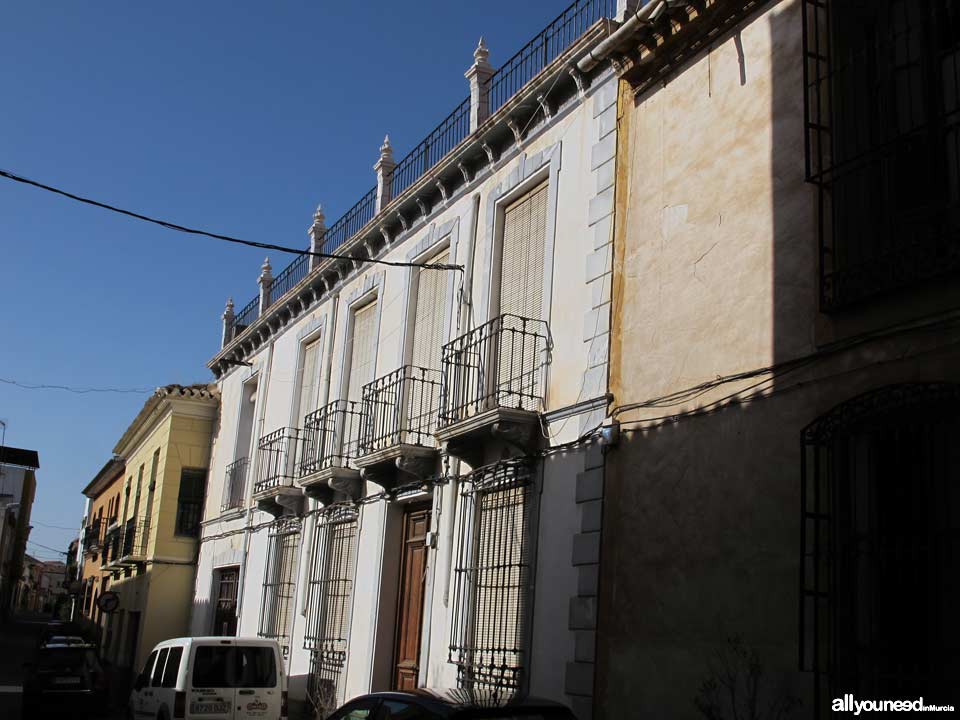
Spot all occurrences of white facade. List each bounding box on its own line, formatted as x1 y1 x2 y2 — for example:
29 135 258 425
193 7 618 718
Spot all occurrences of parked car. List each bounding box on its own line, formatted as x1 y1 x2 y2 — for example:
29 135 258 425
327 689 578 719
22 639 108 718
128 637 286 720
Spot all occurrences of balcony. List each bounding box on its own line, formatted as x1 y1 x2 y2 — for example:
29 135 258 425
253 428 303 517
355 366 442 491
82 519 103 555
297 400 364 502
102 526 122 569
114 519 149 565
437 314 551 465
221 457 249 513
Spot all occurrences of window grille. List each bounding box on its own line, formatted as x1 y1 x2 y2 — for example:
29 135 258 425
222 457 249 513
449 459 536 691
304 505 359 713
259 518 302 656
803 0 960 309
800 383 960 716
175 468 206 536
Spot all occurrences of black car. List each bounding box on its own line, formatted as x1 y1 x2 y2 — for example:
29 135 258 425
22 641 108 718
327 689 578 719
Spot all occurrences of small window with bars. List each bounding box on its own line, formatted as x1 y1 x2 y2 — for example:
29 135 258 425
304 505 359 713
449 459 536 691
259 518 302 656
175 468 207 537
803 0 960 309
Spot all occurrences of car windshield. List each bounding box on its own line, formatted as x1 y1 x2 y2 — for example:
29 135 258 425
36 649 97 672
192 646 276 688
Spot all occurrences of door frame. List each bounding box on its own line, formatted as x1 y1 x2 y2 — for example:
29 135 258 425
390 501 432 690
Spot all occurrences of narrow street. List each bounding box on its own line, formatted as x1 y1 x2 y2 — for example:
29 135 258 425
0 613 122 720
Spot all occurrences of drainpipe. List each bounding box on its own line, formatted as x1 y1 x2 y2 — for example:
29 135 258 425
576 0 665 73
441 193 481 606
235 342 274 633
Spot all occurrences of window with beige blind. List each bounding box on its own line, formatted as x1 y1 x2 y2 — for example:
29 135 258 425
411 248 450 370
499 181 548 320
296 336 323 424
346 300 378 402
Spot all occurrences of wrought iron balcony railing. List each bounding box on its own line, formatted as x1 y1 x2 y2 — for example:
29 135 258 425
439 314 551 428
487 0 617 114
222 457 249 512
360 365 442 455
299 400 364 477
119 518 149 561
254 428 300 495
83 519 103 553
102 527 122 568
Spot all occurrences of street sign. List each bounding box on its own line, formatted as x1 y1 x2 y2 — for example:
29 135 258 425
97 591 120 613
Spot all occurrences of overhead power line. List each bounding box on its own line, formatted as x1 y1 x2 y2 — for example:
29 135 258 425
0 377 151 395
0 168 462 272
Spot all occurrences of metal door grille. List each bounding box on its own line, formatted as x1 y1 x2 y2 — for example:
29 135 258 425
449 460 535 691
803 0 960 310
259 518 302 656
305 505 359 713
800 383 960 716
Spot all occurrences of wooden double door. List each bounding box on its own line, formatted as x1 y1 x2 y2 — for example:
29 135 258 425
392 503 431 690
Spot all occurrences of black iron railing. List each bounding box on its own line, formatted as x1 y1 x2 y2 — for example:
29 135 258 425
439 314 551 427
299 400 364 476
270 254 310 302
393 98 472 198
803 0 960 310
83 519 103 553
254 427 300 495
319 188 378 255
102 526 121 567
175 499 203 537
232 296 259 339
449 459 535 691
259 517 302 657
487 0 617 113
360 365 442 454
119 519 149 561
222 457 249 512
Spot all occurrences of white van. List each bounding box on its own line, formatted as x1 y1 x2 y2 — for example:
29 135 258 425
129 637 287 720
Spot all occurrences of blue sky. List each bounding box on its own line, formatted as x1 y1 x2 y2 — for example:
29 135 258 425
0 1 568 559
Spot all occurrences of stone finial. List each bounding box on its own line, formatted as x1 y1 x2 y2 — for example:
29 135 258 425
374 134 397 213
474 36 490 65
466 37 494 132
258 258 273 314
221 297 236 348
308 204 327 269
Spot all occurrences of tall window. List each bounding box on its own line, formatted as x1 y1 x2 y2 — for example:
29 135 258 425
304 506 359 713
411 249 450 370
175 469 206 537
259 518 301 656
804 0 960 309
449 460 534 691
347 300 378 402
296 336 323 423
800 384 960 715
499 181 548 320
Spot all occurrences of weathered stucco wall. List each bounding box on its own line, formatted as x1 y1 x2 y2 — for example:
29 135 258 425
599 0 960 717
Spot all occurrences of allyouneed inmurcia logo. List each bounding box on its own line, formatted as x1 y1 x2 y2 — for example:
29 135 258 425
833 695 956 714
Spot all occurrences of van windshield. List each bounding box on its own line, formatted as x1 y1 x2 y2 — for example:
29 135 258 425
192 646 277 688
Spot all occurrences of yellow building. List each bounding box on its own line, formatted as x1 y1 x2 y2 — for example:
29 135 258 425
79 456 125 635
98 384 218 675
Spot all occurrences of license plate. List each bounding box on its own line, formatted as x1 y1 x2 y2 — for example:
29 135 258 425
53 676 81 685
190 701 230 714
